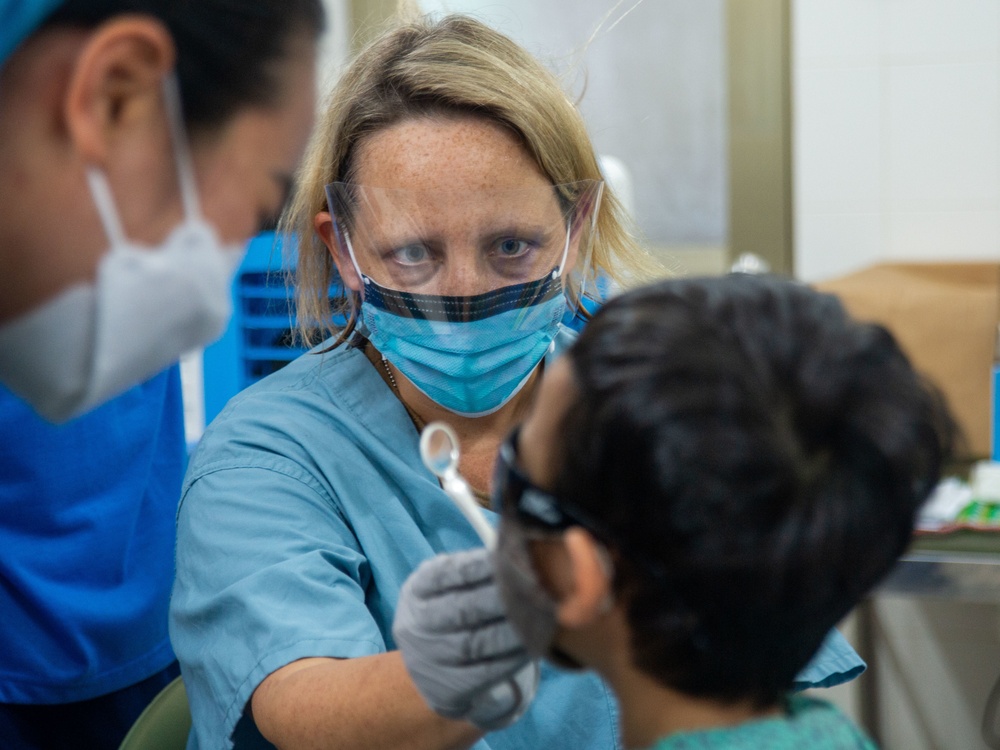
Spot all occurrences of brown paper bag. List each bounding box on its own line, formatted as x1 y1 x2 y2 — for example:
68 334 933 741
815 263 999 459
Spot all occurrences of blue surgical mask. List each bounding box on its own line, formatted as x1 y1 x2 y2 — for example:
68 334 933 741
361 270 567 417
325 179 604 417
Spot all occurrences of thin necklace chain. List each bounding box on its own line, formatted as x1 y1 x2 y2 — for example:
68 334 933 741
380 355 398 392
381 356 428 433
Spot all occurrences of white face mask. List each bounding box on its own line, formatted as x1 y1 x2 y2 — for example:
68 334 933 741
0 76 244 422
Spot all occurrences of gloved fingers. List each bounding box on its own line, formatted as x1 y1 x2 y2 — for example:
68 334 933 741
462 619 527 663
405 548 494 598
410 620 526 666
393 548 539 730
451 649 528 685
407 577 507 632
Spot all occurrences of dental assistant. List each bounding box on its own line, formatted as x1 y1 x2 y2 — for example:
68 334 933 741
0 0 319 422
0 1 323 747
169 14 863 750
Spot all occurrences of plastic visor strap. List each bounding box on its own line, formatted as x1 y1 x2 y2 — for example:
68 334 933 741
341 220 573 290
84 74 201 242
574 181 603 306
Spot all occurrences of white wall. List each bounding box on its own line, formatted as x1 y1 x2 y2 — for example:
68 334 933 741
793 0 1000 282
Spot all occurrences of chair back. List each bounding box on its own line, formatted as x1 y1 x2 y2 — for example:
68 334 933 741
118 676 191 750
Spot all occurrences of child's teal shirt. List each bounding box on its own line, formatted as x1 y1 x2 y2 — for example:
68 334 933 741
645 695 876 750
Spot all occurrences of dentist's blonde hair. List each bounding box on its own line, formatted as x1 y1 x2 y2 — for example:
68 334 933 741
282 13 661 346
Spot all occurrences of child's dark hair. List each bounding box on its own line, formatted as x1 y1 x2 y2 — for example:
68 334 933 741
44 0 325 131
555 274 955 706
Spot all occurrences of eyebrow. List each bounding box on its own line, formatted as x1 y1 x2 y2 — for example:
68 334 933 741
482 224 554 242
373 223 557 249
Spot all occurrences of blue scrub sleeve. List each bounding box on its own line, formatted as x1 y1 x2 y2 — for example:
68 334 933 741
793 629 865 691
170 459 386 749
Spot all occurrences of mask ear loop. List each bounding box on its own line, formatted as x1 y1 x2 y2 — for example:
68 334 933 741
334 223 368 289
83 74 200 249
85 168 128 249
162 74 202 222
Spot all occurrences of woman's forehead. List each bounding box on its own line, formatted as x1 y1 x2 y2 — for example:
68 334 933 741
348 184 566 234
350 114 551 192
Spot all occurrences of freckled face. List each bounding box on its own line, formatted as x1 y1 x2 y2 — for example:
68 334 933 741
334 116 577 297
353 115 547 192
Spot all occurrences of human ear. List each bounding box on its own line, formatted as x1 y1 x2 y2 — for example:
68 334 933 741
554 527 615 629
314 211 362 292
63 17 176 165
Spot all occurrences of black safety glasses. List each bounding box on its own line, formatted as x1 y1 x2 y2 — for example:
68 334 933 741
492 427 609 538
493 428 673 590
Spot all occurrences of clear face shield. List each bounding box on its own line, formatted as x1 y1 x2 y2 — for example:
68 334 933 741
324 180 604 313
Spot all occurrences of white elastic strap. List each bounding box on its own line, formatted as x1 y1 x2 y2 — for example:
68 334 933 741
553 220 572 280
341 229 368 285
162 74 202 221
85 167 128 248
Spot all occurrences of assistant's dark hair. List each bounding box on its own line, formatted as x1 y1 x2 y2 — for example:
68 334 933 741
555 274 956 707
44 0 325 130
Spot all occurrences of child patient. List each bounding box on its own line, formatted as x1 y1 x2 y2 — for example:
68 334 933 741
488 275 955 749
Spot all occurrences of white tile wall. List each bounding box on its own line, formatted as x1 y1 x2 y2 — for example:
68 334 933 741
795 66 881 213
886 63 999 212
888 209 1000 259
793 0 1000 283
793 0 880 68
796 212 881 281
884 0 999 65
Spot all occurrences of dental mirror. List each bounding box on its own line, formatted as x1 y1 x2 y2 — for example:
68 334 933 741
422 422 459 476
420 421 497 548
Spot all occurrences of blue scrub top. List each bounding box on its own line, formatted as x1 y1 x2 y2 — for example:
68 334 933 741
0 367 183 703
170 329 863 750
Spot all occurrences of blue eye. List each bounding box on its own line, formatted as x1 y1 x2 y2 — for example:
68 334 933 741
496 239 532 258
392 244 432 265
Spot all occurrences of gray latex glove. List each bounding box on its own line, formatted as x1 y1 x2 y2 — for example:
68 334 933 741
392 548 540 730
